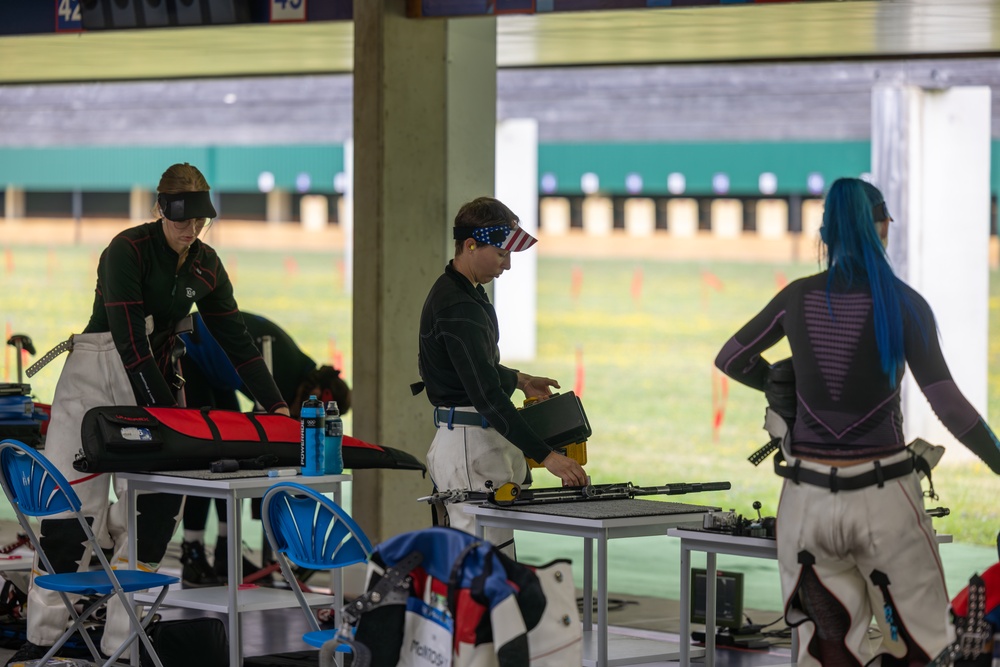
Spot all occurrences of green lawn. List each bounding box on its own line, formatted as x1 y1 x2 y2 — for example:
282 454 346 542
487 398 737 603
3 242 998 609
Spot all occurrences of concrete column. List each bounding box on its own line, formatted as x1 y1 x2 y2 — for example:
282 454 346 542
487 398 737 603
756 199 789 239
540 197 570 236
582 196 613 236
266 189 291 224
494 119 538 362
300 194 329 231
873 85 992 457
129 187 153 221
342 138 354 293
624 198 655 237
4 186 24 220
711 199 742 238
353 0 496 541
667 198 698 237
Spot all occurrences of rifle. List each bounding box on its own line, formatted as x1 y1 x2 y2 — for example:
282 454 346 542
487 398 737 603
419 480 731 507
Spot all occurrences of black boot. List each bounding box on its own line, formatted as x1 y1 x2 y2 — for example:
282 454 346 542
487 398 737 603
180 539 221 588
213 535 262 583
6 641 53 666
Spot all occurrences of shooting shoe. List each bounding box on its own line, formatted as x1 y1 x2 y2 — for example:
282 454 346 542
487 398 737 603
180 539 221 588
5 641 53 666
213 535 262 582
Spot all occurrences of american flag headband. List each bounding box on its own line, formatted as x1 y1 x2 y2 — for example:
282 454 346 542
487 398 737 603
453 225 538 252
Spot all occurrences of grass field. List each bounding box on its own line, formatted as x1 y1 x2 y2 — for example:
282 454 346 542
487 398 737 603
2 241 998 549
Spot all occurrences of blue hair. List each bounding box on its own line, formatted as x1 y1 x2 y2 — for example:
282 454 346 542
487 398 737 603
820 178 909 387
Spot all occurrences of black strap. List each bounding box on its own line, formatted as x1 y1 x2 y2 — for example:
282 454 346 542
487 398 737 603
774 451 915 492
748 439 780 466
245 413 269 442
912 454 939 500
26 337 73 378
200 407 222 442
342 551 424 624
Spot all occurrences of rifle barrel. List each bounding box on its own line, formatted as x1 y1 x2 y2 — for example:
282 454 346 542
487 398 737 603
631 481 731 496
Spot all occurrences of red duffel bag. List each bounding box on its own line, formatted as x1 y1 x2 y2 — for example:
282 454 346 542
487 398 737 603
75 405 425 474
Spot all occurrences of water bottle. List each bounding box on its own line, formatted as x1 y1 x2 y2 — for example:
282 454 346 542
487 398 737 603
324 400 344 475
300 395 325 476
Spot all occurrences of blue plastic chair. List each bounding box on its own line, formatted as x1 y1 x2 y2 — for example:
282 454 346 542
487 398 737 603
261 481 374 655
0 439 179 667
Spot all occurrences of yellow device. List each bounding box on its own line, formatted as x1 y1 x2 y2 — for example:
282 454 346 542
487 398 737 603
520 395 589 468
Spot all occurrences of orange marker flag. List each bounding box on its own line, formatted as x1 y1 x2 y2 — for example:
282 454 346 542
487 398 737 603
574 345 585 398
711 368 729 442
775 271 788 291
570 265 583 303
328 337 345 372
701 270 724 292
701 269 724 311
4 322 11 382
631 265 644 306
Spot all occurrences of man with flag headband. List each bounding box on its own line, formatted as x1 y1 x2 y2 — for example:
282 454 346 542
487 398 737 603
414 197 588 556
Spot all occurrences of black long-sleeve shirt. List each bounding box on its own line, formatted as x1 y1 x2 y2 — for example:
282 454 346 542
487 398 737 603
417 262 552 462
84 221 286 413
715 271 1000 472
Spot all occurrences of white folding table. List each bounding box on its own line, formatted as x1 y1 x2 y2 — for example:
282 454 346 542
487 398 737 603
121 469 350 667
466 498 716 667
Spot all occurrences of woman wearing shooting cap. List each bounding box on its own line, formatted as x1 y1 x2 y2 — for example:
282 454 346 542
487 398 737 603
10 163 288 664
714 177 1000 666
415 196 587 557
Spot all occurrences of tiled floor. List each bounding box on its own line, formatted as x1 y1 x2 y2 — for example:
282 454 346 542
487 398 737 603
0 518 796 665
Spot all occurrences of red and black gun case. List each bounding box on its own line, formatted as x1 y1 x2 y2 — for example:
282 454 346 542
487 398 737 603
75 405 425 474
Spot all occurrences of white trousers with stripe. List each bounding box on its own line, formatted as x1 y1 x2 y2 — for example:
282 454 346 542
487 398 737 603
26 332 182 655
426 410 528 557
769 410 952 665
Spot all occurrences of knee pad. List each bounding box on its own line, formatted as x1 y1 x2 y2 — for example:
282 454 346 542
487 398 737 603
791 550 863 667
135 493 183 564
38 518 89 573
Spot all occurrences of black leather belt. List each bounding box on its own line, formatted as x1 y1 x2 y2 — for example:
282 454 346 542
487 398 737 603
434 407 490 429
774 451 928 493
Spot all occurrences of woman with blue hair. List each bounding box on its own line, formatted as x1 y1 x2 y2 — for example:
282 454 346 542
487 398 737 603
715 177 1000 666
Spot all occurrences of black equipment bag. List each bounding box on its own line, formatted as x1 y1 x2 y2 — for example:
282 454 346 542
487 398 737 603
0 384 44 449
139 618 228 667
76 406 426 474
518 391 591 449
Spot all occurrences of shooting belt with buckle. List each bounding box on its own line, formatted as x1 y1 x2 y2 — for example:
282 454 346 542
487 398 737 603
25 336 74 378
773 450 932 494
